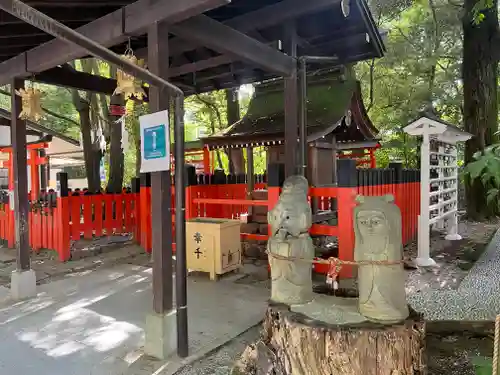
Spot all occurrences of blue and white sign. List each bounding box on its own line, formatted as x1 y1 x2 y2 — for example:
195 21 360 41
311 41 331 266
139 110 170 173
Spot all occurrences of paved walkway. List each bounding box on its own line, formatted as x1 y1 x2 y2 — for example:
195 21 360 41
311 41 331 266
408 228 500 320
0 264 269 375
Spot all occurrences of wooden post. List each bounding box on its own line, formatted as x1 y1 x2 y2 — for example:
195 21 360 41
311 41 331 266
283 21 298 178
11 79 30 272
55 172 70 261
336 159 357 278
246 146 254 216
148 21 174 315
416 128 435 266
369 148 376 168
29 149 40 201
144 21 179 360
203 146 210 174
39 149 47 191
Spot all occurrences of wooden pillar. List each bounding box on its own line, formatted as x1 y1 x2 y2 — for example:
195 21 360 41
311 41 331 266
246 146 254 216
369 148 376 168
11 79 30 271
283 21 298 178
246 146 254 194
332 135 338 184
148 22 174 315
39 149 47 191
203 146 210 174
29 149 39 200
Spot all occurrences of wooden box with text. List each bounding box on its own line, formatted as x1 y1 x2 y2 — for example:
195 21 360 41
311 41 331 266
186 218 242 280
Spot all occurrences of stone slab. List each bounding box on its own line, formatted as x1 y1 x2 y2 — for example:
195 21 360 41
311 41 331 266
291 295 367 325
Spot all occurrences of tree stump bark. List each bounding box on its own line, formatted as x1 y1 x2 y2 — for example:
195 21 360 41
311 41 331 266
232 304 426 375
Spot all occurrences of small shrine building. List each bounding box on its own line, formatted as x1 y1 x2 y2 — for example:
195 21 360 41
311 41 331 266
201 68 380 187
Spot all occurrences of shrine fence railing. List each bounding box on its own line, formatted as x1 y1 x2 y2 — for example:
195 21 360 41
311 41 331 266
0 161 419 279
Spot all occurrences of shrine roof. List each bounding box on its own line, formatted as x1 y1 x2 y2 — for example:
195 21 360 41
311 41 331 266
202 68 379 149
0 0 385 95
404 109 473 141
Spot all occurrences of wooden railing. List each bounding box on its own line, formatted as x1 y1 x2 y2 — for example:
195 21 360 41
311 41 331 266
0 162 420 280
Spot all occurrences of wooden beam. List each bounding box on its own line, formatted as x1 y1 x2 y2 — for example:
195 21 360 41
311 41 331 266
27 1 130 7
137 0 341 58
0 0 230 85
170 15 295 76
35 65 117 94
0 7 108 23
169 54 233 77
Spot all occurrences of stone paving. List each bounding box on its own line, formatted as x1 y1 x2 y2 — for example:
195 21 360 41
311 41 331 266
408 228 500 320
0 263 269 375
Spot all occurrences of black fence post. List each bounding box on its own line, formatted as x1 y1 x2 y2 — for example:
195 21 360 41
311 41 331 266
268 163 286 188
337 159 357 188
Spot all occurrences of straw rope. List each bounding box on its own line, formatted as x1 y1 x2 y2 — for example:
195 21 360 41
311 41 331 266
267 251 402 280
493 315 500 375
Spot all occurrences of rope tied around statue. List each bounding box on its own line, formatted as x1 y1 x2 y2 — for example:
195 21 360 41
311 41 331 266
266 251 403 290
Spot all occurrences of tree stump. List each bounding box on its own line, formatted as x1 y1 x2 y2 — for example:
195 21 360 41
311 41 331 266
232 304 426 375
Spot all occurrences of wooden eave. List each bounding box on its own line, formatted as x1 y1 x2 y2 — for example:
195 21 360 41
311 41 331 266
0 0 384 95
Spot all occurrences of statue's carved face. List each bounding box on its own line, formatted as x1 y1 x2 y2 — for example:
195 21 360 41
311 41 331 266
357 210 388 238
270 202 306 239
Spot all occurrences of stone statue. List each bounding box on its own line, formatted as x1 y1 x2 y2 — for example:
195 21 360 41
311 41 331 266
353 195 409 323
268 175 314 305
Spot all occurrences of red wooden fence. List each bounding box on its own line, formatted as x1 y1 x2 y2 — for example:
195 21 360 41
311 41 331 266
0 175 419 279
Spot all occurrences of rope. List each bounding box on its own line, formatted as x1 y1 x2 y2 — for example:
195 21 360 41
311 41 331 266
493 315 500 375
267 251 402 282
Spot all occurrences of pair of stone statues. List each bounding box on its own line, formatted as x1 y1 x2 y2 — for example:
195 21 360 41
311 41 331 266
267 175 409 324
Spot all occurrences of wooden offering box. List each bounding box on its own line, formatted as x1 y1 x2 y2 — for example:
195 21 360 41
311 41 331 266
186 218 242 280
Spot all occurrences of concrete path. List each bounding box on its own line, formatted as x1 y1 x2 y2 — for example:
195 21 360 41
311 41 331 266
408 228 500 320
0 264 269 375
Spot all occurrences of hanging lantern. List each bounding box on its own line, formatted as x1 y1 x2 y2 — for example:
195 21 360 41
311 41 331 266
114 52 147 101
109 104 126 116
15 88 44 122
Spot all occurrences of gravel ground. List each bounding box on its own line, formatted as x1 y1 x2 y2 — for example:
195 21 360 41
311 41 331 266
408 227 500 320
174 326 261 375
405 220 498 293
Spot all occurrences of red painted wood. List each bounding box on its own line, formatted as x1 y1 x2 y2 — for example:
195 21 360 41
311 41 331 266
56 197 71 261
70 195 82 241
104 195 114 236
124 194 133 233
82 195 93 239
93 195 103 238
47 208 54 250
132 193 140 243
114 194 124 234
337 187 357 278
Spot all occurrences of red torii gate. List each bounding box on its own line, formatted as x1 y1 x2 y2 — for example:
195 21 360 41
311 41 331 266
0 139 49 201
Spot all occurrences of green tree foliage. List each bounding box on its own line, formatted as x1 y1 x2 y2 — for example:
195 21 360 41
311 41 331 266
357 0 464 167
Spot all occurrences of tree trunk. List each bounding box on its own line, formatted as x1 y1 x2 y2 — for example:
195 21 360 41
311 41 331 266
226 88 244 174
106 94 125 193
462 0 499 219
232 305 426 375
71 90 101 192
